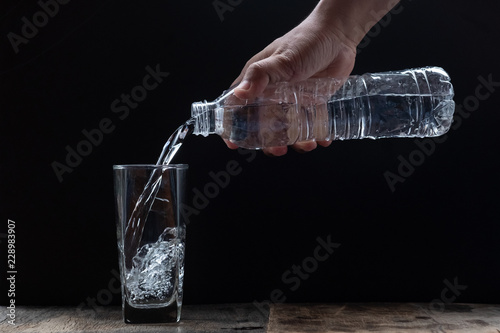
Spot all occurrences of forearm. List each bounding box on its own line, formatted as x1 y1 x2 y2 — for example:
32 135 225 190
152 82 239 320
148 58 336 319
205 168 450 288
310 0 400 47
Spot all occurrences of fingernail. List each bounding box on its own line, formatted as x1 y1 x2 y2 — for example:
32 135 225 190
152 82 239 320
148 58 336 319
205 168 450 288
237 80 250 91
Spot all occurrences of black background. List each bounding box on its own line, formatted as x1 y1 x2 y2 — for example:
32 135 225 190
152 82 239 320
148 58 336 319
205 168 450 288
1 0 499 308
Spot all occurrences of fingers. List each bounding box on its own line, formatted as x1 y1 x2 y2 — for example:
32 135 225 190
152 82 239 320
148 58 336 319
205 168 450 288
260 140 331 156
292 141 317 153
223 139 239 150
230 44 276 89
234 53 296 100
263 146 288 157
223 140 331 156
233 62 271 100
224 138 289 156
317 140 332 148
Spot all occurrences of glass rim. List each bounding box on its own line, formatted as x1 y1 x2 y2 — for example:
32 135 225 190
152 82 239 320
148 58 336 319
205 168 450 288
113 164 188 170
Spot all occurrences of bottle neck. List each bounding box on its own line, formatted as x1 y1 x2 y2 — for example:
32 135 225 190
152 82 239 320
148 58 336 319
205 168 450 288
191 101 219 137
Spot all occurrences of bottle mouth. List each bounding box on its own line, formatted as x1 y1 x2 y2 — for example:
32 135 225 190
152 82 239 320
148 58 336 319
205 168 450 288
191 101 209 118
191 101 217 137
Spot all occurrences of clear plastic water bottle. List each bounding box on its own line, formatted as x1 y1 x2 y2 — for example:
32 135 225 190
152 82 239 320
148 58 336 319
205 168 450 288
191 66 455 149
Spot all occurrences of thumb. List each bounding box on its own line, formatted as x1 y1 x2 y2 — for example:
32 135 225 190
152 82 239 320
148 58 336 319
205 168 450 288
233 55 295 100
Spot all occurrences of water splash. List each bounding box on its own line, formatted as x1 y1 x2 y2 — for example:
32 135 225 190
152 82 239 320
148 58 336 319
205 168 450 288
124 119 194 269
126 227 185 306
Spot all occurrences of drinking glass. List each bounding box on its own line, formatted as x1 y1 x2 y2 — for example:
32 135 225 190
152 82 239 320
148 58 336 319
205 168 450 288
113 164 188 323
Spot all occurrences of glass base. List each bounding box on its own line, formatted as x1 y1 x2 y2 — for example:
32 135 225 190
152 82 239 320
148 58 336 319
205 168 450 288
124 301 182 324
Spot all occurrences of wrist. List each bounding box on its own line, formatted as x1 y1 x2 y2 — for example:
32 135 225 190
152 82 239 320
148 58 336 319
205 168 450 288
312 0 399 48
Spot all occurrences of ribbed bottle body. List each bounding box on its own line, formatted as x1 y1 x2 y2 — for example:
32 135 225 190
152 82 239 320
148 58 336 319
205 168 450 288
328 67 455 140
191 67 454 149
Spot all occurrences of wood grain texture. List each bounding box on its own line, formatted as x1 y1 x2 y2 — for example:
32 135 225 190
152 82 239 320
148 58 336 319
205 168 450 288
3 303 500 333
267 303 500 333
2 303 268 333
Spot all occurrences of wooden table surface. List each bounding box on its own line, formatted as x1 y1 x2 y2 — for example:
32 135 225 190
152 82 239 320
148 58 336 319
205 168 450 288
2 303 500 333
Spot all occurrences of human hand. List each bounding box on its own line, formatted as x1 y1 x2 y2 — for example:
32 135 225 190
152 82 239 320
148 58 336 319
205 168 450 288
225 8 357 156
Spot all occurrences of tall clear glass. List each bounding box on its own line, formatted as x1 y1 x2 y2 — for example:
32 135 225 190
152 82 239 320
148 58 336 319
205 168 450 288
113 164 188 323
